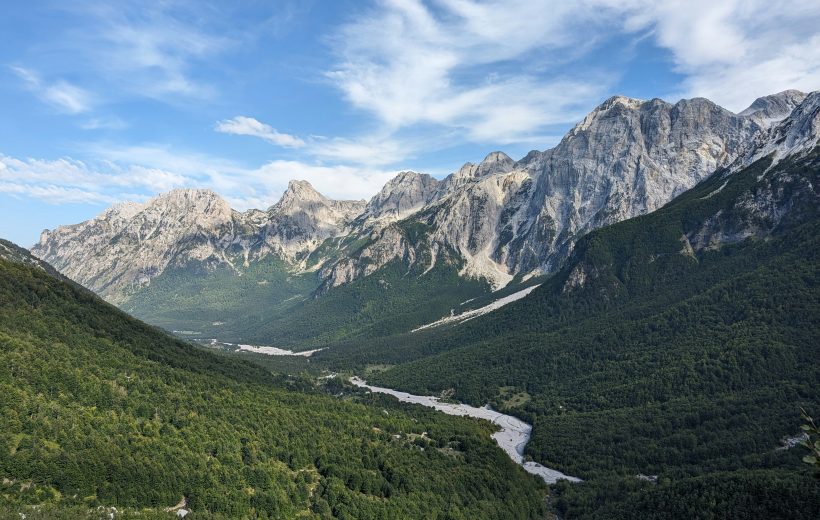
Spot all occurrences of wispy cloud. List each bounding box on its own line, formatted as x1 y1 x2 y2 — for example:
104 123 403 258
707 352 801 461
66 143 399 209
8 3 231 113
0 182 120 205
0 153 190 205
326 0 615 143
213 119 417 166
215 116 305 148
4 0 819 222
617 0 820 110
10 66 92 114
80 116 128 131
27 2 234 107
308 135 410 167
90 6 230 100
327 0 820 139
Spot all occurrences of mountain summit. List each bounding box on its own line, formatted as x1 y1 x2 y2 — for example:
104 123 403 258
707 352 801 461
33 89 819 320
32 184 362 301
738 89 808 126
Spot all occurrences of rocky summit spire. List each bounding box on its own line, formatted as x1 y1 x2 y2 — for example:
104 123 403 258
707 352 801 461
31 182 364 301
363 171 440 222
739 89 808 127
736 90 820 169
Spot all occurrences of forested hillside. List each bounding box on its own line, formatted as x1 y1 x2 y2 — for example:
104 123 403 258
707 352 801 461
340 148 820 517
121 237 491 349
0 240 548 519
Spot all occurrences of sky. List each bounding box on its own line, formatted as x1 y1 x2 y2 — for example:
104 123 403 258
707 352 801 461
1 0 819 246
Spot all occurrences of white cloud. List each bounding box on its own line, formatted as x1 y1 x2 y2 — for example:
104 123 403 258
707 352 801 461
215 116 305 148
41 143 400 209
327 0 616 143
246 160 396 204
5 0 819 218
39 2 234 105
328 0 820 140
308 135 409 167
0 154 191 205
10 66 92 114
611 0 820 110
80 116 128 130
0 182 118 205
94 11 229 100
214 118 430 167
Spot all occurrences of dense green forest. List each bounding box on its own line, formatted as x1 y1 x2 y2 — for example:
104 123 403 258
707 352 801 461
235 261 488 348
123 233 491 350
303 149 820 517
0 240 549 519
122 255 319 337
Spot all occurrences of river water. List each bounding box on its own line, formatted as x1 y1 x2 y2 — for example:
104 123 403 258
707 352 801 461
350 377 580 484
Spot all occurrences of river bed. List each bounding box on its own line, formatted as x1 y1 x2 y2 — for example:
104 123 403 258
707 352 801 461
350 377 580 484
200 339 323 357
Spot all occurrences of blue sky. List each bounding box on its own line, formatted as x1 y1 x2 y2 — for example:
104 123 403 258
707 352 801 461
1 0 819 246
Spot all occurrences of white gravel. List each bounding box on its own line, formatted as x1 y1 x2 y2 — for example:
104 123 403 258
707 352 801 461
206 339 323 357
412 284 541 332
350 377 581 484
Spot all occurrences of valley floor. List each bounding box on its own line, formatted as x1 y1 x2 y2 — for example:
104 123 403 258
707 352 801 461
350 376 581 484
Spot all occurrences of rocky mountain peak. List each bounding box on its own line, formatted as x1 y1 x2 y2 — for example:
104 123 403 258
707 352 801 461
149 187 224 205
779 90 820 145
138 188 234 230
271 180 365 219
739 89 808 127
364 171 440 222
570 95 649 134
737 90 820 169
31 181 364 300
478 151 515 175
390 170 433 187
35 88 817 306
101 201 144 222
273 180 327 209
603 94 646 110
258 181 366 263
270 180 365 217
451 151 516 184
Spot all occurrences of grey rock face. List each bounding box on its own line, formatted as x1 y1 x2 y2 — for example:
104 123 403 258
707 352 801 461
322 94 785 289
739 90 808 127
505 95 766 274
691 92 820 250
736 91 820 170
35 90 819 301
360 171 440 223
32 183 364 302
259 180 365 264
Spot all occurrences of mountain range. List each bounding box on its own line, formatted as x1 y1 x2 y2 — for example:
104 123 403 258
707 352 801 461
8 88 820 518
329 90 820 517
31 90 813 346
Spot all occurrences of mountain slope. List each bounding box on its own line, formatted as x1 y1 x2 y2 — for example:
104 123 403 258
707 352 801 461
335 95 820 517
31 183 365 304
0 241 548 518
31 91 811 349
320 92 803 291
